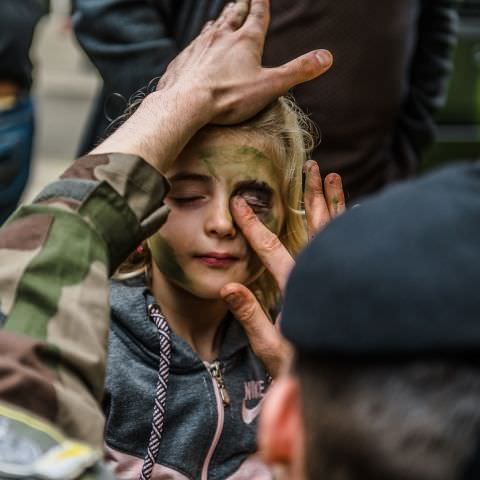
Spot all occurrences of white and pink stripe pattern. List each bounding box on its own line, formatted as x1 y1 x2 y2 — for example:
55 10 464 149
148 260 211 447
139 303 172 480
106 445 273 480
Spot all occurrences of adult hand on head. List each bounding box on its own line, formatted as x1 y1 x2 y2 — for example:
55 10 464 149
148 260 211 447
220 163 345 378
156 0 333 125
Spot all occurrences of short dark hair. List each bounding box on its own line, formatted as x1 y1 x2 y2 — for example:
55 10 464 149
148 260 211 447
295 355 480 480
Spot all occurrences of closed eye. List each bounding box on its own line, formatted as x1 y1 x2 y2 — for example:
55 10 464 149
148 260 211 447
169 196 205 205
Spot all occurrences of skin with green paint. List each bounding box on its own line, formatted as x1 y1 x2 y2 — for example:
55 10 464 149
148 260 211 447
149 130 285 300
149 235 190 287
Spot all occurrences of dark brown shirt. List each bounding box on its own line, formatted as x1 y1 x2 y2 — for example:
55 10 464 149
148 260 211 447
264 0 458 200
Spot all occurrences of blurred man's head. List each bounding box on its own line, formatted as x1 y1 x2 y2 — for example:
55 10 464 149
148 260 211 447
260 357 480 480
260 164 480 480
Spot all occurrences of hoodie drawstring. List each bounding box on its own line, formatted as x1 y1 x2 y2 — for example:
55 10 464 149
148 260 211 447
139 303 171 480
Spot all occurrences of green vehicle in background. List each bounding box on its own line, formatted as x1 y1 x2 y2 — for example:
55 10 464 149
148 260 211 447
422 0 480 170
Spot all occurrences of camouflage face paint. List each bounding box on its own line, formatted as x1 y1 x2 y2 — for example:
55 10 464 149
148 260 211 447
197 146 271 186
149 235 190 288
195 145 285 283
198 153 219 180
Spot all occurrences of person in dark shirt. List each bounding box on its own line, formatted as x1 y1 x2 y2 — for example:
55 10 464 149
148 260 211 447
264 0 459 199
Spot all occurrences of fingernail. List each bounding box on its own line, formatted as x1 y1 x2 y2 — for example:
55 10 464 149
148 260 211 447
310 160 320 176
328 173 340 185
315 49 332 67
233 195 249 214
303 160 313 174
225 292 242 309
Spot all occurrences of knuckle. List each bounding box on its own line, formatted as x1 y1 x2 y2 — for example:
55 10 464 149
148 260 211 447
301 57 317 77
208 28 224 43
251 9 265 21
307 181 323 196
202 21 214 33
239 301 257 322
241 208 260 227
227 13 243 29
237 28 258 43
261 232 282 253
250 2 268 21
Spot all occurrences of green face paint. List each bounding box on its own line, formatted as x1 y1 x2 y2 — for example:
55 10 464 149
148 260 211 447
197 145 273 188
149 234 190 287
197 146 279 212
156 140 287 295
196 145 285 283
331 195 339 214
197 152 219 180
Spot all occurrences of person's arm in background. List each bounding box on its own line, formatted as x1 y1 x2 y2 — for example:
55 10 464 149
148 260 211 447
72 0 184 153
387 0 459 181
0 0 333 451
0 0 48 92
72 0 178 102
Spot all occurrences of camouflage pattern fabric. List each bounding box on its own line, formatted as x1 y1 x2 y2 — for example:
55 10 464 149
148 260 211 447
0 153 170 477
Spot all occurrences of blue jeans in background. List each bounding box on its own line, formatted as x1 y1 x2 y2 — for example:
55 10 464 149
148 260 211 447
0 95 34 224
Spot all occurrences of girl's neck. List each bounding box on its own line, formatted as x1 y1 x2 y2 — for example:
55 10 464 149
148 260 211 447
150 264 228 362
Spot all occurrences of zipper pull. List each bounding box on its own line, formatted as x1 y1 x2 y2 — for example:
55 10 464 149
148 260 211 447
209 361 231 407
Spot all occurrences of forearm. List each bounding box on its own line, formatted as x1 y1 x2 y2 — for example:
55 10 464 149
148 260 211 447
0 153 169 446
410 0 458 112
387 0 458 180
72 0 178 97
399 0 458 154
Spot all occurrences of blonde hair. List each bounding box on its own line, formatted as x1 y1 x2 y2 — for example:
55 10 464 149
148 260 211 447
117 96 316 313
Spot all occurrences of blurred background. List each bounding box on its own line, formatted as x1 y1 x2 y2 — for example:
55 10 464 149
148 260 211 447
23 0 99 201
422 0 480 170
19 0 480 201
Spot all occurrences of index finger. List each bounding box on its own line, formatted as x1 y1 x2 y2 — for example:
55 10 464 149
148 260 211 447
324 173 346 218
231 196 294 291
304 160 330 238
242 0 270 42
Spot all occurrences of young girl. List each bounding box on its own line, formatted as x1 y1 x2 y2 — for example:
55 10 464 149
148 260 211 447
103 97 334 480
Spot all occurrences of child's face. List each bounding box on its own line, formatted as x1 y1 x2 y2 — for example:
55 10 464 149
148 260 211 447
149 130 285 299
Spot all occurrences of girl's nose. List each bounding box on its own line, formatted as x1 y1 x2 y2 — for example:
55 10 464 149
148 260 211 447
205 199 236 238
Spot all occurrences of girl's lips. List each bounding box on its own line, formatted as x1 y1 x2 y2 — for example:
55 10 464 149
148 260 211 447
194 253 239 268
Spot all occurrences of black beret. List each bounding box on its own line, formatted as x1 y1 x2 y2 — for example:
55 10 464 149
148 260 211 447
282 162 480 358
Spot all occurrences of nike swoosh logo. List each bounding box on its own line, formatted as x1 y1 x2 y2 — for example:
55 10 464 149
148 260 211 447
242 397 265 425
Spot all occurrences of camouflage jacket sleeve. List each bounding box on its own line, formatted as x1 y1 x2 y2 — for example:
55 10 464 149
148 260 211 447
0 153 169 448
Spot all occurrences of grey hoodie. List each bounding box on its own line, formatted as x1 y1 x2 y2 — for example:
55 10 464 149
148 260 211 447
104 276 273 480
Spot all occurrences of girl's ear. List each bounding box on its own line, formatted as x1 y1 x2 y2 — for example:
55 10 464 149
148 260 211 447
258 376 304 468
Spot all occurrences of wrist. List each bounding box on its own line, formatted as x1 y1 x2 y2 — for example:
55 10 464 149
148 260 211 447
92 86 213 173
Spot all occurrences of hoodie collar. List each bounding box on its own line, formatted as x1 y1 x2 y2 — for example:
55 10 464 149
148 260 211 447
110 276 250 371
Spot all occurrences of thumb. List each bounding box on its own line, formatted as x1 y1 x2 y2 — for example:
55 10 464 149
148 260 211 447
221 283 270 336
221 283 292 377
267 49 333 96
